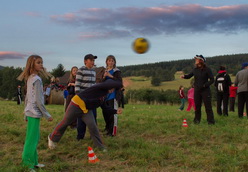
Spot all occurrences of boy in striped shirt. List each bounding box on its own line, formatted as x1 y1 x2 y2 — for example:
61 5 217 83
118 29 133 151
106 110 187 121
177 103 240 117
75 54 97 140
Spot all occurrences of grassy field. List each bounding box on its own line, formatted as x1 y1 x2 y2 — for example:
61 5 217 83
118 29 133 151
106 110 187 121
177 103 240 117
1 100 248 172
123 73 236 91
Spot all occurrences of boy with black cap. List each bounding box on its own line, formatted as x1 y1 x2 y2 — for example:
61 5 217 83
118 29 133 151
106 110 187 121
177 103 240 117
214 66 232 116
75 54 97 140
181 55 215 125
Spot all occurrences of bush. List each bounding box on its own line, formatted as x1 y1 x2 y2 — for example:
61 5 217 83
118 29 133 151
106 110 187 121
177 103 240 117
151 77 161 86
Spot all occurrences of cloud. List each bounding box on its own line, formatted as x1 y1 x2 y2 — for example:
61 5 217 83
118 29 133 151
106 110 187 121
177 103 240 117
50 4 248 39
0 51 26 60
25 12 41 17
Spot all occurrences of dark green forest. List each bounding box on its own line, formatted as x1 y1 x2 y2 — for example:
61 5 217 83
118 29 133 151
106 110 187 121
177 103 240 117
0 53 248 102
118 54 248 77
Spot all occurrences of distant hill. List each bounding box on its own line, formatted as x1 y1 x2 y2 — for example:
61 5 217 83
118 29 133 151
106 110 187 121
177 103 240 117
118 53 248 77
0 65 4 70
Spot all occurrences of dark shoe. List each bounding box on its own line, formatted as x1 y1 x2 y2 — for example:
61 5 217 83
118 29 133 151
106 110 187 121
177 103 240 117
208 122 215 125
193 120 200 125
77 137 84 141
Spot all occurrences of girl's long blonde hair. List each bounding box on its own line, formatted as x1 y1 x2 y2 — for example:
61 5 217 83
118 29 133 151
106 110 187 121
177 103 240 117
17 55 52 82
68 66 78 83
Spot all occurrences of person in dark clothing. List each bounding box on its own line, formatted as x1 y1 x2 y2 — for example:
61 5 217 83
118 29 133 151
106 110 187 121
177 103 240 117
181 55 215 125
234 62 248 118
214 66 232 116
17 85 22 105
48 79 123 150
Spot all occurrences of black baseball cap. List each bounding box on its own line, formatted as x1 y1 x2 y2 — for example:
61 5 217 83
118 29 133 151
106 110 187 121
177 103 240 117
84 54 97 60
194 55 206 62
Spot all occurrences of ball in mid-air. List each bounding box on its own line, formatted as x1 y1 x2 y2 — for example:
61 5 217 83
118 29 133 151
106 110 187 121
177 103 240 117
132 38 149 54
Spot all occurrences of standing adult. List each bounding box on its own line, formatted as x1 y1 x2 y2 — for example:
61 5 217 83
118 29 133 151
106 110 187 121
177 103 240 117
214 66 232 116
181 55 215 125
75 54 97 140
234 62 248 118
17 85 22 105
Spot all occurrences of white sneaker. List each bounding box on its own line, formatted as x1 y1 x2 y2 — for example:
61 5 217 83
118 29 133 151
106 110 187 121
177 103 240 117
35 163 45 168
48 135 56 149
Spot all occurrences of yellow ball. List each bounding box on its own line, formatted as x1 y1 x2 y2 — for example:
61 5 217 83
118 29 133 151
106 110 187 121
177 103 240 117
132 38 149 54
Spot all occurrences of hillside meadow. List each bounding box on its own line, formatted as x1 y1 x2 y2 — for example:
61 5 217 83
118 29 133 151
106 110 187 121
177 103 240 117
1 100 248 172
123 73 236 91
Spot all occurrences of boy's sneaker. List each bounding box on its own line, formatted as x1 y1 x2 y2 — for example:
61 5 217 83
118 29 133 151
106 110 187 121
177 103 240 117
48 135 56 149
35 163 45 168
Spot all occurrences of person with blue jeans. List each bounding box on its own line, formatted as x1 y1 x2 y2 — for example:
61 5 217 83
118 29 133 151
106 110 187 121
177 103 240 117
75 54 97 140
178 86 185 111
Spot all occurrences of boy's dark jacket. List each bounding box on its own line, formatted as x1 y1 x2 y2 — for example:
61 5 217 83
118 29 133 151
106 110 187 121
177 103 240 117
214 71 232 93
75 79 122 113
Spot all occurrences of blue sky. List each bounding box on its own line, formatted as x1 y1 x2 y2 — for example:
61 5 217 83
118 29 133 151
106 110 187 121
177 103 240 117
1 0 248 71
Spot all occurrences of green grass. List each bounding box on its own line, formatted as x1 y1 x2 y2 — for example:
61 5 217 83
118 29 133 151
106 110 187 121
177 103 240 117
1 101 248 171
124 73 236 91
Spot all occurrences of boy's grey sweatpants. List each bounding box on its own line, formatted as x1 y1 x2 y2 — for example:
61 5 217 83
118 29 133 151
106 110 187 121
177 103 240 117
49 103 104 149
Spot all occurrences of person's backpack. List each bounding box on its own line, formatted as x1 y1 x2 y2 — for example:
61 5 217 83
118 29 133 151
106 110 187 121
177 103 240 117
216 74 226 92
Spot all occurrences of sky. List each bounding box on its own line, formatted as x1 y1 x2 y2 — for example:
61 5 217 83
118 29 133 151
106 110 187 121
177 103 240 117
1 0 248 71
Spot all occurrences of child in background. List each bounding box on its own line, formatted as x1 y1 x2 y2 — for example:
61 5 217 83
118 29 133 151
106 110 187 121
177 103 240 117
63 89 69 110
65 66 78 111
186 86 196 111
178 86 185 111
229 83 238 112
17 55 53 171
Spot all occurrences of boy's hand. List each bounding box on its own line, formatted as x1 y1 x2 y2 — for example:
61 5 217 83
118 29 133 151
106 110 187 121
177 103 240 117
117 108 123 114
48 117 53 121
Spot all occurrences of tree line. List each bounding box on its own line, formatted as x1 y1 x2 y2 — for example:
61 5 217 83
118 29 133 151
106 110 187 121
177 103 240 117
0 53 247 100
0 64 66 100
118 54 248 86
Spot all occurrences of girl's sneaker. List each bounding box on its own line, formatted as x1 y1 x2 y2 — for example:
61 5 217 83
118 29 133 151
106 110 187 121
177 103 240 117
35 163 45 168
48 135 56 149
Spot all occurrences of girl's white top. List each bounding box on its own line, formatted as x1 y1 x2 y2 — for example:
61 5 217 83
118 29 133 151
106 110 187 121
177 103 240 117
24 74 51 119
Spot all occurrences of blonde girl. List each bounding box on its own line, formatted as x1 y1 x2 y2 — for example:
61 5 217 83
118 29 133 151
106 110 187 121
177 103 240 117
18 55 53 171
65 66 78 111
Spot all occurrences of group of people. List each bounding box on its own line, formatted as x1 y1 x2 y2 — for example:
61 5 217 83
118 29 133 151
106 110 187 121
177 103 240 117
18 54 124 171
17 53 248 171
179 55 248 125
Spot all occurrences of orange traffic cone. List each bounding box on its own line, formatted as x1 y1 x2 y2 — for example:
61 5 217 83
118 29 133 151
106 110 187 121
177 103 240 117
88 146 100 163
182 119 188 127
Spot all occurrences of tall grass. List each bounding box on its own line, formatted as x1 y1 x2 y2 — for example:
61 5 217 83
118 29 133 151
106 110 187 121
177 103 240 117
1 101 248 172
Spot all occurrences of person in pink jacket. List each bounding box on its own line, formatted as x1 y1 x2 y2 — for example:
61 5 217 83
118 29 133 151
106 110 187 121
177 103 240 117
186 86 196 111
